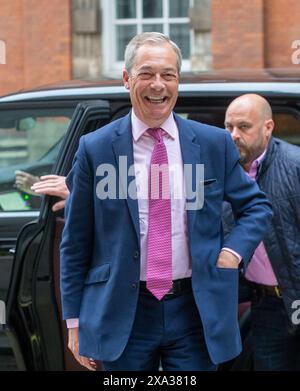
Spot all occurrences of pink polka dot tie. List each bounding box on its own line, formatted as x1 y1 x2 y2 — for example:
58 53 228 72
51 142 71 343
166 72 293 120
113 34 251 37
146 128 172 300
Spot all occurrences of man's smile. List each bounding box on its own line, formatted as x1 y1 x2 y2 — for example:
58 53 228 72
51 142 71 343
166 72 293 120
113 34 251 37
145 95 168 104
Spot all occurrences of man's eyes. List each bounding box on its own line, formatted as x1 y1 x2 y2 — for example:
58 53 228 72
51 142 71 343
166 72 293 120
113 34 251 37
163 73 177 80
225 124 251 132
137 72 177 80
138 72 152 79
240 124 250 130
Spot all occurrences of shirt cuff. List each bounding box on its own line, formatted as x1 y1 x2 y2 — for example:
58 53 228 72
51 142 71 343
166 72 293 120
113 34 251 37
221 247 242 264
66 318 79 328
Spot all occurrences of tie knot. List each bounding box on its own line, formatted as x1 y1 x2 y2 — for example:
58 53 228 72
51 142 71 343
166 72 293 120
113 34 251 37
147 128 163 143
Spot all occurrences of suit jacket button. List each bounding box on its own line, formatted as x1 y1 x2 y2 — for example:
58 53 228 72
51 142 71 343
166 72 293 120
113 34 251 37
131 283 137 290
133 251 139 259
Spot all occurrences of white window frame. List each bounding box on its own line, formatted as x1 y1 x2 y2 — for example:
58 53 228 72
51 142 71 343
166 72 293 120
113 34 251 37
101 0 194 78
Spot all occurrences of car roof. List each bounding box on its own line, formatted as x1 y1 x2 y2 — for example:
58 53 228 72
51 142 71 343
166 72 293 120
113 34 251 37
1 69 300 103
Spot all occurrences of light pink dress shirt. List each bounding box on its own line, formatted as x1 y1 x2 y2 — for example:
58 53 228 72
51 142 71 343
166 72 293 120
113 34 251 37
131 110 192 281
244 150 278 285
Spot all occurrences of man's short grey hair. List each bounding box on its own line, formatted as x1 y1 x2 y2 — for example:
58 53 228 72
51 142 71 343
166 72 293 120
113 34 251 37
124 32 182 75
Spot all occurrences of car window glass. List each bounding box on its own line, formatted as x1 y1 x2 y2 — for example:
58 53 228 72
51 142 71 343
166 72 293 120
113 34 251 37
272 112 300 146
0 107 75 212
177 109 300 147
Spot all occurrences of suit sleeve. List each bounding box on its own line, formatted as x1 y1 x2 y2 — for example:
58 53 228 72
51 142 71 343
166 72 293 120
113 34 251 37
222 132 273 266
60 136 94 319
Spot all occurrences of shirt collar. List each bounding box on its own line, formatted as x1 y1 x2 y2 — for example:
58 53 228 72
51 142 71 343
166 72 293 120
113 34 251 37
248 149 267 180
131 110 176 142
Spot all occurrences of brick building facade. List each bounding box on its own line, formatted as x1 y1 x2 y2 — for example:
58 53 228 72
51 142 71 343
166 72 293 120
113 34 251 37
0 0 300 96
212 0 300 70
0 0 71 96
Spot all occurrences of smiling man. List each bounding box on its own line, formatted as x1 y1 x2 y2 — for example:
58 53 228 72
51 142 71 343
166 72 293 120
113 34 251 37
60 33 272 371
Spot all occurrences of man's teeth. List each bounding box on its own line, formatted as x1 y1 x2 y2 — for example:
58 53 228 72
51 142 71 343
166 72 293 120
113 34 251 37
148 96 165 103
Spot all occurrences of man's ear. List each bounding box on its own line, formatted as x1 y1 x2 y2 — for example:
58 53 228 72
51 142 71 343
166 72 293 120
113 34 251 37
123 69 130 90
265 119 274 140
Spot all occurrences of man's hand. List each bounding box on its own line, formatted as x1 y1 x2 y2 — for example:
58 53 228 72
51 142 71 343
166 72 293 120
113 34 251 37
216 249 239 269
31 174 69 211
15 170 40 195
68 327 97 371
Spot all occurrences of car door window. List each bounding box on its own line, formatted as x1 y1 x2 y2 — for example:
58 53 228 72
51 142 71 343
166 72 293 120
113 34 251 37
176 106 300 147
0 107 75 211
272 112 300 146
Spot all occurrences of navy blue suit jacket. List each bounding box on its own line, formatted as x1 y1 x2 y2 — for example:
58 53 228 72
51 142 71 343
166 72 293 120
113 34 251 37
60 112 272 364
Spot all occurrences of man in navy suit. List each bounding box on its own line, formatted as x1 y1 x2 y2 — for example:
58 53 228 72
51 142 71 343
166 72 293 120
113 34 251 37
60 32 272 371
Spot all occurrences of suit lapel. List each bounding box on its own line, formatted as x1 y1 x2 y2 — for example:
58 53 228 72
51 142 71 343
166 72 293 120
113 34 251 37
112 113 140 241
174 114 202 236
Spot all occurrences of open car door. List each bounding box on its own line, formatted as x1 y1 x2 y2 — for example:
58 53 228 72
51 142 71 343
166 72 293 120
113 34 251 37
5 100 111 370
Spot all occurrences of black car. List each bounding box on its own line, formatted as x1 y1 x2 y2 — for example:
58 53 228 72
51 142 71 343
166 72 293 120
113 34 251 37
1 73 300 370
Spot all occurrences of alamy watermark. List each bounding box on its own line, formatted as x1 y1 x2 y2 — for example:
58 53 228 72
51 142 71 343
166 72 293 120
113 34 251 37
291 40 300 65
0 40 6 65
291 300 300 325
95 158 206 211
0 300 5 325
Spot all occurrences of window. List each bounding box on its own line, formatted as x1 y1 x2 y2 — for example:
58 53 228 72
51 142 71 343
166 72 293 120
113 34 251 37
102 0 193 76
272 112 300 146
176 107 300 147
0 107 74 211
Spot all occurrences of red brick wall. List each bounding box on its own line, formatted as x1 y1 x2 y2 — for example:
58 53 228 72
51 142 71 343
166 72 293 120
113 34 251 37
212 0 300 70
0 0 71 96
1 0 300 96
264 0 300 68
0 0 24 95
212 0 264 69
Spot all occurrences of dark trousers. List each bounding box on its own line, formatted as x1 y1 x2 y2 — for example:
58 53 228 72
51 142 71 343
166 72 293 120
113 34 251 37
103 289 216 371
240 276 300 371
